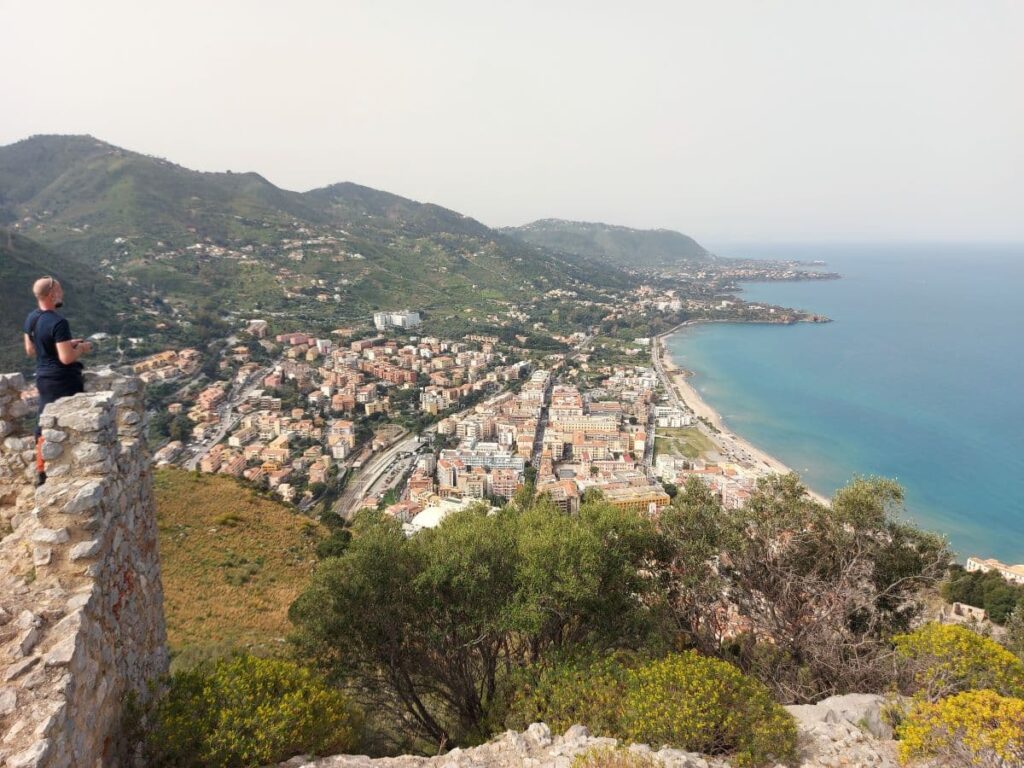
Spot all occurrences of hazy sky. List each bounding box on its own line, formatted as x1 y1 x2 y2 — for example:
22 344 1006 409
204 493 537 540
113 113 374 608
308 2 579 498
3 0 1022 242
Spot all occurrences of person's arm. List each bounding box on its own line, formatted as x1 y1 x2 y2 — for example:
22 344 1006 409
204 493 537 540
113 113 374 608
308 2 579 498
24 333 34 357
56 339 92 365
52 319 91 365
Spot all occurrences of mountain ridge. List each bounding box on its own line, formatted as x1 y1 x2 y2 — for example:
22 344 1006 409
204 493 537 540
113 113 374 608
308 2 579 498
503 217 712 268
0 135 632 334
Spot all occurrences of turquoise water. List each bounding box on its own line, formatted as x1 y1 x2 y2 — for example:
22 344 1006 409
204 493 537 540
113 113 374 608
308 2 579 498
666 244 1024 563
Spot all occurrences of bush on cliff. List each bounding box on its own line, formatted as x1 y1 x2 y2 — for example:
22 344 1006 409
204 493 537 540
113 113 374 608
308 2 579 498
896 689 1024 767
131 655 363 768
894 622 1024 700
661 475 951 703
289 500 666 749
504 652 797 768
502 651 640 737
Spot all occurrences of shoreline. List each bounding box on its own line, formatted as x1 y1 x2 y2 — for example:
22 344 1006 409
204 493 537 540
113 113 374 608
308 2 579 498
654 321 832 507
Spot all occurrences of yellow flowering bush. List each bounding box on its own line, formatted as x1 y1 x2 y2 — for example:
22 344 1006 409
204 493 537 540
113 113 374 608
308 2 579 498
503 652 637 736
571 746 661 768
897 689 1024 767
135 655 363 767
624 652 797 767
893 622 1024 700
505 652 796 768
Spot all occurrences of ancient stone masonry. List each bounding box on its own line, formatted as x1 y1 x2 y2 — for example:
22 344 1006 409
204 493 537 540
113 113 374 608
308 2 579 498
0 370 168 768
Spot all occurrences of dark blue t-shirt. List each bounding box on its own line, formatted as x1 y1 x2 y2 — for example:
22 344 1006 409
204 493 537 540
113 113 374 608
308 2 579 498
24 309 82 381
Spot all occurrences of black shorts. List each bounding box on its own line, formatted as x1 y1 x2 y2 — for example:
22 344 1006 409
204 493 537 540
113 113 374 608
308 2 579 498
36 372 85 435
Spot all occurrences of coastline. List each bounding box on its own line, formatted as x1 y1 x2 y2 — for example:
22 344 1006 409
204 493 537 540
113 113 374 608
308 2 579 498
654 322 832 507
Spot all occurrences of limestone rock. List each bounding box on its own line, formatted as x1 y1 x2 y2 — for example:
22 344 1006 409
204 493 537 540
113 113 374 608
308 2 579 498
40 429 66 444
39 442 63 461
30 528 69 545
0 686 16 714
815 693 894 739
68 539 101 561
7 739 51 768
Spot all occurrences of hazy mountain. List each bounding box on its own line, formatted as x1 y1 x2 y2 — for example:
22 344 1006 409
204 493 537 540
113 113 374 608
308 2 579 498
0 136 630 330
503 219 712 268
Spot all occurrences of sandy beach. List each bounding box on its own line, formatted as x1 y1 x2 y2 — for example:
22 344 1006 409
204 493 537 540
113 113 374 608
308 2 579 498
655 325 831 506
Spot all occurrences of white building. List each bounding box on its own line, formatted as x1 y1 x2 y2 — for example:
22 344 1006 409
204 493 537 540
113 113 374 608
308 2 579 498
374 310 422 331
965 557 1024 586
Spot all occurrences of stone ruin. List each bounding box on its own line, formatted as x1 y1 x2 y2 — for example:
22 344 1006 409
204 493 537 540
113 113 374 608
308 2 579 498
0 370 167 767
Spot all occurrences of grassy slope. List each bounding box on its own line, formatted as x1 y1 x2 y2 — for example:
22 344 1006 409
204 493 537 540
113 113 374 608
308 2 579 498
154 468 325 669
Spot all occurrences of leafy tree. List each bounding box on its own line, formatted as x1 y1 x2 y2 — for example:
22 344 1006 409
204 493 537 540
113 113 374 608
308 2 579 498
661 475 950 703
289 500 664 748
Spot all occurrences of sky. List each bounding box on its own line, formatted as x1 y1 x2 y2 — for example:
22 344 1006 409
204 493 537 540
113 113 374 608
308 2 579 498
2 0 1023 243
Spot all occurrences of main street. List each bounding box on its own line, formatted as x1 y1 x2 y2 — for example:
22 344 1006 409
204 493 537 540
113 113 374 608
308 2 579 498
182 365 274 470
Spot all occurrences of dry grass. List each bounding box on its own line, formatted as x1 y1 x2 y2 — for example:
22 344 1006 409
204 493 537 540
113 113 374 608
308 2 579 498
154 468 325 668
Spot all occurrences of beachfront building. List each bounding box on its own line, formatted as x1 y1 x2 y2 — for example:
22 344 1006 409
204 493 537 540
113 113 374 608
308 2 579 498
965 556 1024 586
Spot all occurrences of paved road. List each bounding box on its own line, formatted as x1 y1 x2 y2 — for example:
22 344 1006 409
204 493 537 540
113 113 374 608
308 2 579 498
182 365 273 470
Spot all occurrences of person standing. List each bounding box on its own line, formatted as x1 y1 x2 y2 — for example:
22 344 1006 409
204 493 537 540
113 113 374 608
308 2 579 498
23 276 92 485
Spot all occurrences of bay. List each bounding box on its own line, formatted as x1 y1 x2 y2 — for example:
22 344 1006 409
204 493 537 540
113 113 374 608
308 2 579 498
666 243 1024 562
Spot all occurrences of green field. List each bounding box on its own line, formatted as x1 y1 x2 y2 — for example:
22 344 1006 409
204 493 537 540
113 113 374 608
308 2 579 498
653 426 715 460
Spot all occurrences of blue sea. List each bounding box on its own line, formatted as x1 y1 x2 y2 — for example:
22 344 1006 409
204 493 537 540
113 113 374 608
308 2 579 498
666 244 1024 563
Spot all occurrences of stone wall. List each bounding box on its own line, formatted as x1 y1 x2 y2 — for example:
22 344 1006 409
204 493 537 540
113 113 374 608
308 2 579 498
0 370 168 768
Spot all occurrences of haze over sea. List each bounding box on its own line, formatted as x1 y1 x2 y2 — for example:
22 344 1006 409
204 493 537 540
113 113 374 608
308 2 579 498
666 243 1024 563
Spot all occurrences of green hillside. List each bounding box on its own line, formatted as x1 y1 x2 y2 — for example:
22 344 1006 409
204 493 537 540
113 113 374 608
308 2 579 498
0 136 633 333
0 229 130 374
503 218 712 268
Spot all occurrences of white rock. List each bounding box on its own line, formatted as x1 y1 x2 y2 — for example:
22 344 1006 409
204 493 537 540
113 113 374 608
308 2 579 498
32 546 52 566
69 539 102 561
15 610 41 630
18 627 40 656
30 527 69 544
525 722 553 748
7 739 50 768
43 634 78 667
39 441 64 461
0 687 15 715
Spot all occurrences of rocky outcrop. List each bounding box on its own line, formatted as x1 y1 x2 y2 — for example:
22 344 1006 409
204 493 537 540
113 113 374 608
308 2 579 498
0 371 167 767
277 696 898 768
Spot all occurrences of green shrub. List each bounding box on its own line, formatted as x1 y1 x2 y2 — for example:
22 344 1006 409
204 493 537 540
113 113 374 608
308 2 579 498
132 655 363 767
571 746 660 768
504 652 796 768
503 652 639 736
623 652 797 767
897 689 1024 767
893 622 1024 700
